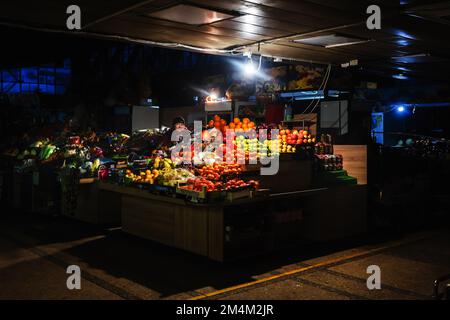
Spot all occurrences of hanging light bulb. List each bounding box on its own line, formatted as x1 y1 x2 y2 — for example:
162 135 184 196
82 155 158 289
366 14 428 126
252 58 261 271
244 59 257 76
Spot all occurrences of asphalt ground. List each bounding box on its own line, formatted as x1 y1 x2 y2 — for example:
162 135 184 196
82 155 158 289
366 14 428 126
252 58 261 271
0 213 449 300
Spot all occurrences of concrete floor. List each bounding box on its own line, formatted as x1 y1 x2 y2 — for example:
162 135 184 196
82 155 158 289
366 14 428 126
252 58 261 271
0 214 449 300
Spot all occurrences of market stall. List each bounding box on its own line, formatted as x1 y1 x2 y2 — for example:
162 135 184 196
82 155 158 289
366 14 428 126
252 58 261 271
100 114 366 260
2 109 367 261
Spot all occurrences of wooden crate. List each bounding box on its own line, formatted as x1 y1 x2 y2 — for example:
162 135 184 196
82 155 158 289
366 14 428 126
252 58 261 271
333 145 367 185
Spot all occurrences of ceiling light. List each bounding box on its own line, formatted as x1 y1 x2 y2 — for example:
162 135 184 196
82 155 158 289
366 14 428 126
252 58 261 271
244 60 257 76
293 34 370 48
147 4 236 26
396 66 411 72
396 39 410 46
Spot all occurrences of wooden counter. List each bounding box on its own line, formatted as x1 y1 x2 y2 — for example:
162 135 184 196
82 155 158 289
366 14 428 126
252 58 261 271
62 179 121 225
98 181 367 262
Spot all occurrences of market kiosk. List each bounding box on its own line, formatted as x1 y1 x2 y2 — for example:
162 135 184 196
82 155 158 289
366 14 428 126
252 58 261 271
4 104 367 262
94 120 367 262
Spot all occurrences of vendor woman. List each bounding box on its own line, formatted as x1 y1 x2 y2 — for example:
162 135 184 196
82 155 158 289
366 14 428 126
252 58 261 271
161 116 188 148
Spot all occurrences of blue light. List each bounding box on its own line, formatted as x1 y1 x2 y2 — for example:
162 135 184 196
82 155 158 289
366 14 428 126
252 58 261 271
396 40 409 46
393 73 408 80
397 106 405 112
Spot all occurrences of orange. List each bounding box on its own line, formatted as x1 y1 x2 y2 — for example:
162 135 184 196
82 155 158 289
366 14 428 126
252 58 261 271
220 119 227 126
208 120 214 128
233 117 241 124
214 121 221 129
248 121 255 128
229 123 236 129
243 118 250 124
202 130 210 140
214 115 221 122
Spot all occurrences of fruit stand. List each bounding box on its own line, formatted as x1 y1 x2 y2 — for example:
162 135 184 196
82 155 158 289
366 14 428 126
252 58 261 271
2 113 368 261
93 113 367 261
